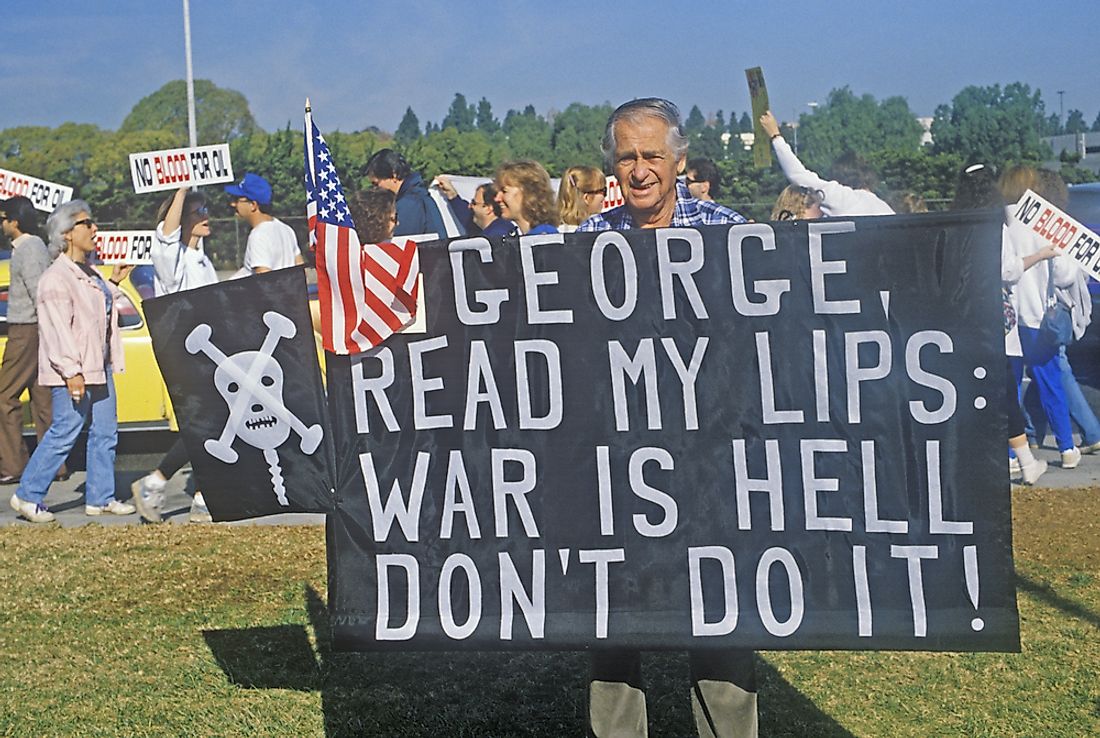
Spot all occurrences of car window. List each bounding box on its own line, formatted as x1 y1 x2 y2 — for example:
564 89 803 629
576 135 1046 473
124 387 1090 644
116 291 143 330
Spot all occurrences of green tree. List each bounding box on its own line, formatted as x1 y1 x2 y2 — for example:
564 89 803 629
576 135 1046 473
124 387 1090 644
502 106 553 164
714 110 725 131
797 87 922 170
1043 113 1062 136
395 107 420 145
442 93 476 132
931 83 1050 165
120 79 259 144
326 129 384 191
548 102 612 174
866 148 964 207
1064 109 1087 135
402 127 498 179
1092 111 1100 132
738 112 752 134
685 105 705 134
690 127 726 163
475 97 499 134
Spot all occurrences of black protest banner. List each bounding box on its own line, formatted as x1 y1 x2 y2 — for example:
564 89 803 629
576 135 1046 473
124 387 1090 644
325 211 1019 653
145 267 335 520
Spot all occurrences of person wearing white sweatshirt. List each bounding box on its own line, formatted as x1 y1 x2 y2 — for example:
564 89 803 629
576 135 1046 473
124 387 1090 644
131 186 219 523
1004 191 1081 468
759 111 894 217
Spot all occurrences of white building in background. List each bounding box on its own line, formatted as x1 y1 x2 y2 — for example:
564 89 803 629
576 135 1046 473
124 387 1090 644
1044 132 1100 175
917 117 934 146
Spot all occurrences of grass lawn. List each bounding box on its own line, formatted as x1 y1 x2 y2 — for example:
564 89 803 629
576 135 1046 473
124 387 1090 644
0 486 1096 737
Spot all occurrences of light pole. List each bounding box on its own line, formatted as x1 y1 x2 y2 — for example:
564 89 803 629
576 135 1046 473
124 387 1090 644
1057 90 1065 132
183 0 197 148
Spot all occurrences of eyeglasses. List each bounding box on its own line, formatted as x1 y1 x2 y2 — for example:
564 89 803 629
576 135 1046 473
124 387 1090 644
684 177 702 186
776 210 796 221
72 218 95 229
188 206 210 217
228 197 250 206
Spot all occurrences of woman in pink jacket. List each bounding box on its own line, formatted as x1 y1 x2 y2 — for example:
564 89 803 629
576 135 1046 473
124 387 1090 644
8 200 134 523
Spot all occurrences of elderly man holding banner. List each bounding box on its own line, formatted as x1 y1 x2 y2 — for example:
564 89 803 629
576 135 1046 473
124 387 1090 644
579 98 756 738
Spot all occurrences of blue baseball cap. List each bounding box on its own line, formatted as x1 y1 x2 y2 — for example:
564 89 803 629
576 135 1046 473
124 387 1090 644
224 172 272 206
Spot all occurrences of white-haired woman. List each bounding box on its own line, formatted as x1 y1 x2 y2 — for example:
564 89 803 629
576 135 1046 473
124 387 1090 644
8 200 134 523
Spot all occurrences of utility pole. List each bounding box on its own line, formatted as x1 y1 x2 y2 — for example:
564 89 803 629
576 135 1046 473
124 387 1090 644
1057 90 1065 131
183 0 197 149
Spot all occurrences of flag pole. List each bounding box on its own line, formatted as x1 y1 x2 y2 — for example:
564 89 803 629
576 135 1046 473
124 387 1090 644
304 98 316 187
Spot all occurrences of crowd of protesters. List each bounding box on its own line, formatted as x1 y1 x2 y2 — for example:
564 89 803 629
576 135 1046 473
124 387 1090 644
2 95 1098 737
3 173 305 524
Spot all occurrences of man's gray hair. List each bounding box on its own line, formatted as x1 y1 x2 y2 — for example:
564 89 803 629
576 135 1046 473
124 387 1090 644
47 199 91 253
601 98 689 167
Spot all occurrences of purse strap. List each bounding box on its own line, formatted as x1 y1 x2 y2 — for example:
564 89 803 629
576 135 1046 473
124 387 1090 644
1046 260 1056 308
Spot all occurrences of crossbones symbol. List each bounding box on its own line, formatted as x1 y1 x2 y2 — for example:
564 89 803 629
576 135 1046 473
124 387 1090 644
185 311 323 506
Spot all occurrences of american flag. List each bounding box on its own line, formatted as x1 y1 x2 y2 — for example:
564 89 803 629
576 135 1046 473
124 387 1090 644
305 103 419 354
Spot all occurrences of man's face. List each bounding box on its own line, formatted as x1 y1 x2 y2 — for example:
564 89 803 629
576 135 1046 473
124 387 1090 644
369 175 402 194
612 115 685 220
0 212 14 238
469 186 496 229
227 196 255 220
685 170 709 201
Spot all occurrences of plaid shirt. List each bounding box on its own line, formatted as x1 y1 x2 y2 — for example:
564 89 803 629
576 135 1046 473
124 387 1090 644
578 180 747 231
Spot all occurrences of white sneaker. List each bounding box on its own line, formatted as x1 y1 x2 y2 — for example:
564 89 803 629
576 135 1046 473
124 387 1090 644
1081 440 1100 455
1061 447 1082 469
188 492 212 524
1008 457 1022 477
10 493 55 523
130 474 165 523
86 499 136 516
1020 459 1048 485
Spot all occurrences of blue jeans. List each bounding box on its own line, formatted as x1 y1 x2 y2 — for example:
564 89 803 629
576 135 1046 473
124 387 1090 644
15 374 118 507
1017 326 1074 452
1023 345 1100 447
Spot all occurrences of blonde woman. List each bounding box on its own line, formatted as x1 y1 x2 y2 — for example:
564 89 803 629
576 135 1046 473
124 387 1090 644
494 160 560 235
557 165 606 232
771 185 824 221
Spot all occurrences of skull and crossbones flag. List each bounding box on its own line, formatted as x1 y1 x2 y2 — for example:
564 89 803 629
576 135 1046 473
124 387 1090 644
144 267 336 520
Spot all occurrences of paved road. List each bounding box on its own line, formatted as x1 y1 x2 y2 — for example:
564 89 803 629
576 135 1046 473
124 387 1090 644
3 432 1098 529
2 432 323 528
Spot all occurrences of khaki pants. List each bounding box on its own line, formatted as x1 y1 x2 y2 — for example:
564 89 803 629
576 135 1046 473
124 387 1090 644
0 324 55 478
588 649 757 738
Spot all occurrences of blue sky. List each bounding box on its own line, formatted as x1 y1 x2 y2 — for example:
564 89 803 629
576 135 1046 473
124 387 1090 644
5 1 1096 136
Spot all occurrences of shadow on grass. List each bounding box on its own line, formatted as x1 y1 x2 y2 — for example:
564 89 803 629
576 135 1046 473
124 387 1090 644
1016 572 1100 629
202 585 851 737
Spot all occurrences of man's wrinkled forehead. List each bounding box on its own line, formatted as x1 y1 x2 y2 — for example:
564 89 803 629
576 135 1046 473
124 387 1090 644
613 114 677 156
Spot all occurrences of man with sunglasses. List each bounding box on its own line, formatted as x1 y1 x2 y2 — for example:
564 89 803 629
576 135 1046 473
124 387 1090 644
685 157 722 203
431 175 516 238
224 172 304 277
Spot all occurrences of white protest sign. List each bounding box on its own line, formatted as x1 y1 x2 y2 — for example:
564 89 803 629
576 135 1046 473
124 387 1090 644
1010 189 1100 281
128 144 234 194
0 169 73 213
603 174 624 211
95 231 155 265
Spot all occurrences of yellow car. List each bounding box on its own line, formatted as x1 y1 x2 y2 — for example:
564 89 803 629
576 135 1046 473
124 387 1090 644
0 261 326 435
0 260 175 432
